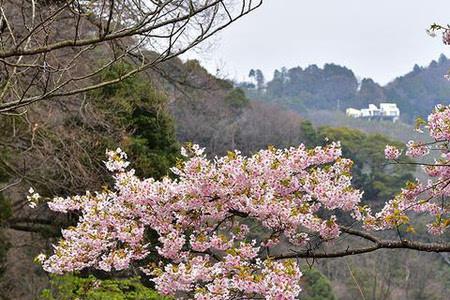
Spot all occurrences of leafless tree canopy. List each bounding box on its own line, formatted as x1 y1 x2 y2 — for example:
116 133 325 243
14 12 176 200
0 0 262 113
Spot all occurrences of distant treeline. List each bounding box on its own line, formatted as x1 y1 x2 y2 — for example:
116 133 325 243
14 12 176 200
240 54 450 122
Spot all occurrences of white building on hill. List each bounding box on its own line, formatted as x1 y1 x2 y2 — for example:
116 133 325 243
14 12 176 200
346 103 400 122
346 108 362 118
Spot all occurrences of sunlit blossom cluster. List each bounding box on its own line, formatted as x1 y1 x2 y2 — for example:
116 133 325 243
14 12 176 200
39 142 362 299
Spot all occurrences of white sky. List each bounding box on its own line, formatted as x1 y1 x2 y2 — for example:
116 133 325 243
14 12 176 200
183 0 450 85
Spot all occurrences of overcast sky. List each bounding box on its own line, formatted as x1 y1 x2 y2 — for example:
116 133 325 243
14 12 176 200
183 0 450 85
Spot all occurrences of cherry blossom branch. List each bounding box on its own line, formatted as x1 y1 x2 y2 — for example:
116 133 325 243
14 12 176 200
26 104 450 299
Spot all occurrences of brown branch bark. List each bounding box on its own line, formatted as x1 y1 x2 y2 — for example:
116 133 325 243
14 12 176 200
274 227 450 260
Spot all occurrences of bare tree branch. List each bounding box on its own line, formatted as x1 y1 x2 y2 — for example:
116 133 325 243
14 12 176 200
273 226 450 260
0 0 263 113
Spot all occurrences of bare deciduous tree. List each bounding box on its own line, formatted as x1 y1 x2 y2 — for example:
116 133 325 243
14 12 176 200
0 0 262 113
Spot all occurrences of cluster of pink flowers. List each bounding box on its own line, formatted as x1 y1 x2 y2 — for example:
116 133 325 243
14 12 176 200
37 105 450 298
368 105 450 235
40 142 362 299
405 141 429 158
384 145 401 160
426 104 450 141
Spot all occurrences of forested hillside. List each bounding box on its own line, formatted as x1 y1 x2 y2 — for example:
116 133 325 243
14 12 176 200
0 1 449 299
385 54 450 121
242 54 450 122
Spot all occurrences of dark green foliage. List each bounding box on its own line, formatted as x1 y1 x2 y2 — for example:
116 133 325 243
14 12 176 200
225 88 249 109
300 121 318 146
127 105 179 178
244 54 450 122
266 68 288 99
39 275 170 300
303 125 415 205
385 54 450 121
301 268 336 300
356 78 386 107
91 63 179 179
265 64 358 110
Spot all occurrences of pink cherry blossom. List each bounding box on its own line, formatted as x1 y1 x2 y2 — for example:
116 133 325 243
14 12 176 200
36 105 450 298
405 141 429 158
39 142 363 298
384 145 401 160
364 105 450 233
